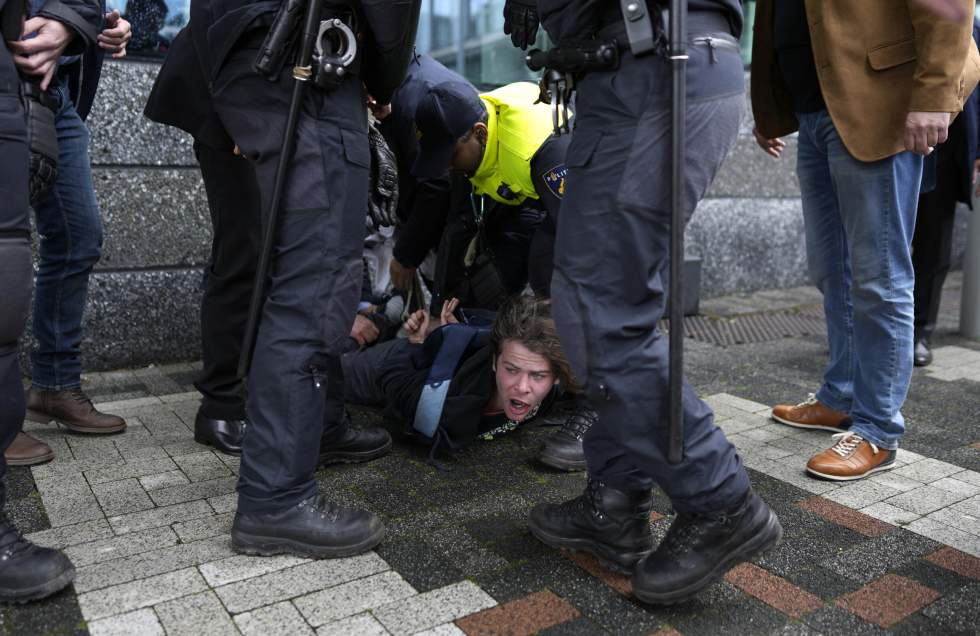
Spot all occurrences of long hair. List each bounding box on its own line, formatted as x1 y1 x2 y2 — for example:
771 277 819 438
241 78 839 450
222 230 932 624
489 295 579 392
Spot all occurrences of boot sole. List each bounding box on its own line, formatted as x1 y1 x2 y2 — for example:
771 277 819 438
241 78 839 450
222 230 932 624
193 433 242 457
0 566 75 604
770 412 849 433
319 438 393 466
806 460 896 481
5 450 55 466
632 508 784 605
536 452 586 473
528 520 651 575
230 525 385 559
26 410 126 435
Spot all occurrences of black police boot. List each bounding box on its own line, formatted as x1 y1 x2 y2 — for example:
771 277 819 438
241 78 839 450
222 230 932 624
537 406 596 472
528 479 654 573
318 422 392 466
631 489 782 605
0 513 76 603
231 495 385 558
194 410 246 455
914 338 932 367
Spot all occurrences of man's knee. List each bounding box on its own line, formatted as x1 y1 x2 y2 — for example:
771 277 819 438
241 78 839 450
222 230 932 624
0 236 32 346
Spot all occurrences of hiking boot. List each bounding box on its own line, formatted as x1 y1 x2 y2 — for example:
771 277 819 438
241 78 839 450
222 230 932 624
537 406 595 472
528 479 654 573
231 494 385 558
319 423 392 466
806 432 897 481
26 388 126 434
3 432 54 466
770 393 850 433
0 513 75 603
632 490 782 605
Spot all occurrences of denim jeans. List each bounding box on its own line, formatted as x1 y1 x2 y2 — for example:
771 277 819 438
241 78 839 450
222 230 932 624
30 83 103 390
796 109 921 450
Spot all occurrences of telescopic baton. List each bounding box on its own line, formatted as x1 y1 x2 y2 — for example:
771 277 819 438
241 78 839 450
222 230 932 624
237 0 325 379
667 0 687 464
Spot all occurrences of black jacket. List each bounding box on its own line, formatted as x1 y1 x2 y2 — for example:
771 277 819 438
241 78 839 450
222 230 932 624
34 0 103 120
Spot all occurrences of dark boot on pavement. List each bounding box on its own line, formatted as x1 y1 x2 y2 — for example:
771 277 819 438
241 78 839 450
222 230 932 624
26 388 126 434
231 495 385 558
528 479 654 573
194 411 246 455
318 422 392 466
914 338 933 367
631 489 782 605
3 432 54 466
0 513 75 603
537 406 595 472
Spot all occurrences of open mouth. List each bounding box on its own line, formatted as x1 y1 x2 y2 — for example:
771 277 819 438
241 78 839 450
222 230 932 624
507 399 531 418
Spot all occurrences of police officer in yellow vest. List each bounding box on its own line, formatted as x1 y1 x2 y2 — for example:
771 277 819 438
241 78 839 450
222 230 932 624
413 80 570 298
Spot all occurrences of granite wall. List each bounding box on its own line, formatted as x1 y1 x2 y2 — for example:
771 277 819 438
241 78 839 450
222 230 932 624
21 60 971 371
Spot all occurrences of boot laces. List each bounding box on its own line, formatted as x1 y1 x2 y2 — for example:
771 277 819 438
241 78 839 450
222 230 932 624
559 408 597 441
557 478 606 521
298 495 342 522
66 388 97 410
0 515 33 560
663 510 733 557
830 432 877 458
795 393 818 408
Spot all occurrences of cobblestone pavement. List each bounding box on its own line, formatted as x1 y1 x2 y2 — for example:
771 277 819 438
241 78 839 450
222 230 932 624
2 276 979 635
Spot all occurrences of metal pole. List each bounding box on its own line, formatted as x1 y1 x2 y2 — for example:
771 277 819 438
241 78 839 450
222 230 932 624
667 0 687 464
238 0 324 379
962 197 980 339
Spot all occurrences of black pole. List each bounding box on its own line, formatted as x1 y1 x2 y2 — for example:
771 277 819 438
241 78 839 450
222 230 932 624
238 0 323 379
667 0 687 464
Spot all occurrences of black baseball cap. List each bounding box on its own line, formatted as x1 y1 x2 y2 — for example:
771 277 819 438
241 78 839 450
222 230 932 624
412 80 485 179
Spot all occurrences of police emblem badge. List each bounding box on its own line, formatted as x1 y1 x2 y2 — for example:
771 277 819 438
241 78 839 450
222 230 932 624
542 164 567 198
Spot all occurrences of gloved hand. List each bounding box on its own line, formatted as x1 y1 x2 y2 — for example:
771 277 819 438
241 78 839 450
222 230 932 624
502 0 540 50
368 123 399 230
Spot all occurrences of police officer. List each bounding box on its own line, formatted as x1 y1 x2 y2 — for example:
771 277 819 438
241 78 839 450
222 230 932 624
0 0 77 601
153 0 420 558
503 0 783 604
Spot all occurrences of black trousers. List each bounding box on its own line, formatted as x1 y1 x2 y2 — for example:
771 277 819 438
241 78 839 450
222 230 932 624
912 158 959 342
0 41 31 509
193 142 262 421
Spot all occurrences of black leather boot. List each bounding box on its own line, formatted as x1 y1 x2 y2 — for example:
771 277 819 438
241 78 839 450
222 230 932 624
194 411 246 455
319 423 392 466
0 513 75 603
914 338 932 367
537 406 595 472
632 489 782 605
232 495 385 558
528 479 654 573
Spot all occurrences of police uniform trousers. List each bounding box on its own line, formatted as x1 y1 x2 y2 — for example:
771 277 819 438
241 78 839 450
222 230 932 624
551 21 751 513
0 38 32 510
210 44 370 514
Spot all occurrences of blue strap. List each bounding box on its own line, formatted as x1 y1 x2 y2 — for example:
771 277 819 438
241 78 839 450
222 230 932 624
413 325 481 438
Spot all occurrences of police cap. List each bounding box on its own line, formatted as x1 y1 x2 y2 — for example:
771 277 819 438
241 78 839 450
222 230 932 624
412 80 485 179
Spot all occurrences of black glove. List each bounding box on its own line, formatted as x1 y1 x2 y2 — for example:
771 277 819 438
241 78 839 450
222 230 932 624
368 123 399 230
502 0 540 50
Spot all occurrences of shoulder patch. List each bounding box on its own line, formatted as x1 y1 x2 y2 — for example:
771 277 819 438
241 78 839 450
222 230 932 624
542 164 567 199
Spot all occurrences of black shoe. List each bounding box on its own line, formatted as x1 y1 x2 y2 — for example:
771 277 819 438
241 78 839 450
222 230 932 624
914 339 933 367
528 479 654 573
631 490 782 605
231 494 385 558
0 514 75 603
319 424 392 465
194 411 246 455
537 406 595 472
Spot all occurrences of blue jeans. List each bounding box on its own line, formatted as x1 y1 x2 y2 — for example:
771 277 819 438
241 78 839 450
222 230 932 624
796 110 921 450
30 83 103 390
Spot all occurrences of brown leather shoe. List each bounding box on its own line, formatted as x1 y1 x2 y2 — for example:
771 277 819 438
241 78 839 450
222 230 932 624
4 432 54 466
26 388 126 435
806 433 897 481
771 394 851 433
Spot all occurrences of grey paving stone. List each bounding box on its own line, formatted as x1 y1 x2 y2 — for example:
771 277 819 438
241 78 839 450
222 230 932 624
65 526 178 568
148 476 237 507
235 601 316 636
931 476 980 497
821 531 941 583
866 471 925 493
115 441 172 463
93 397 163 412
741 426 792 443
92 478 156 517
209 493 238 514
173 452 232 482
712 393 771 413
108 499 213 535
75 535 236 593
86 457 179 485
824 480 902 509
171 512 235 543
372 580 496 636
32 456 126 481
87 608 165 636
884 485 972 516
67 437 125 462
906 517 980 558
412 625 467 636
78 566 208 621
199 553 310 587
154 590 239 636
950 469 980 487
859 502 920 527
214 553 390 614
25 518 114 550
924 506 980 537
294 571 417 627
164 441 211 457
140 470 191 491
893 458 963 483
317 613 389 636
159 391 202 404
35 473 104 527
952 494 980 517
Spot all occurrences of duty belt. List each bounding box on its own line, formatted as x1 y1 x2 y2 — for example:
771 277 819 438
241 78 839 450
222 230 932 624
596 10 739 61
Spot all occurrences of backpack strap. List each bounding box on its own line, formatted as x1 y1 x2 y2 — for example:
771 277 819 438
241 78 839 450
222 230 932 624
412 324 482 438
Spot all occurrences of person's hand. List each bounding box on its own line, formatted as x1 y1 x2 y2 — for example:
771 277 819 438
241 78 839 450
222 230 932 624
439 298 460 325
390 258 416 291
502 0 540 50
910 0 968 20
367 94 391 121
350 314 380 346
973 158 980 197
98 10 132 59
8 17 74 90
905 111 950 156
403 309 430 345
753 128 786 158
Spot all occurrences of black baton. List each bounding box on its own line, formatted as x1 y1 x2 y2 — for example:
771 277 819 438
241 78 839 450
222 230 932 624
238 0 325 379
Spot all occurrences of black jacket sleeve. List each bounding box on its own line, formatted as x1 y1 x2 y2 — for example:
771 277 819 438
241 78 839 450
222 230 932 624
37 0 101 55
537 0 606 46
392 176 453 268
